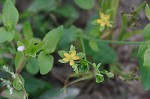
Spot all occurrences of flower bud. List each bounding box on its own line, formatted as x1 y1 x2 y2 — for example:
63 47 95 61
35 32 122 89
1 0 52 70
17 46 25 51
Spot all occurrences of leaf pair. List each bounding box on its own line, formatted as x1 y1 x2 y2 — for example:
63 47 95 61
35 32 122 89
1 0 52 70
138 19 150 90
15 26 63 75
0 0 19 43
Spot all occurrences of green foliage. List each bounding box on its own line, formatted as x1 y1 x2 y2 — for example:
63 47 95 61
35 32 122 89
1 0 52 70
15 52 26 71
28 0 57 13
138 43 150 90
89 40 99 52
58 50 67 57
74 0 95 10
96 74 104 83
23 21 33 38
1 0 150 98
0 27 15 43
92 63 114 83
144 24 150 41
0 89 23 99
55 5 79 19
138 39 150 91
39 88 80 99
145 4 150 20
24 39 35 56
143 48 150 67
138 16 150 90
25 58 39 75
38 52 54 75
76 52 85 59
85 40 117 64
43 26 63 54
13 76 22 90
33 41 47 53
24 76 51 97
59 26 79 49
2 0 19 29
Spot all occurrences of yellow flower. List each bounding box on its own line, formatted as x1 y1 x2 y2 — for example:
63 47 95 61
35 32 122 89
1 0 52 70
97 12 110 27
63 51 79 66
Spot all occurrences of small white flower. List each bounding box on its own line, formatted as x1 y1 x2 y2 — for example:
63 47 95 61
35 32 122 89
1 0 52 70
17 46 25 51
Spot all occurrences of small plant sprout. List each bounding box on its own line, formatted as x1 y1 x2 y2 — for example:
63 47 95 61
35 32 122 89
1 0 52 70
58 45 114 83
97 12 111 27
17 46 25 52
92 63 114 83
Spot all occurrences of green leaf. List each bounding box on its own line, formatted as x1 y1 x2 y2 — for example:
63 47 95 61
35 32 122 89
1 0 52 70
58 59 67 63
33 41 47 53
70 45 75 51
15 52 26 71
0 27 15 43
91 19 98 25
138 44 150 90
28 0 57 13
144 24 150 41
143 48 150 67
96 74 104 83
85 40 117 64
24 76 51 96
74 0 95 10
59 26 79 49
1 89 23 99
26 58 39 75
55 5 79 19
22 38 29 47
39 88 80 99
72 64 79 74
43 26 63 54
93 63 101 70
23 21 33 38
58 50 67 57
2 0 19 28
145 4 150 20
106 72 114 78
13 75 22 90
76 52 85 59
89 40 99 52
38 52 54 75
17 41 24 46
89 26 100 37
24 39 34 56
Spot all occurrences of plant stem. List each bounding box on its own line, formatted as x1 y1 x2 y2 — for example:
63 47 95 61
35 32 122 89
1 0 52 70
80 38 86 59
80 37 89 69
80 35 146 45
16 58 27 74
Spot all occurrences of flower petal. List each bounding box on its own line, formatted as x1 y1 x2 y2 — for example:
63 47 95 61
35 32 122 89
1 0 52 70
100 22 105 27
100 13 105 19
17 46 25 51
69 59 74 66
106 21 110 27
97 19 102 24
63 58 69 62
71 51 76 57
105 14 110 20
73 56 79 60
64 53 70 58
